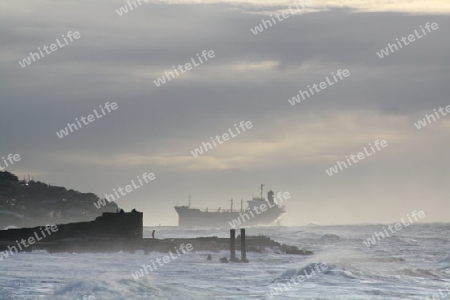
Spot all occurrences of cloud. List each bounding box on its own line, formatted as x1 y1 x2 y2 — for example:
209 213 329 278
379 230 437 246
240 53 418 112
1 0 449 224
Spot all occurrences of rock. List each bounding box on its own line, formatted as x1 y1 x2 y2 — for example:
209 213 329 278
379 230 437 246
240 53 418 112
220 257 229 263
320 233 340 241
281 244 313 255
247 246 262 253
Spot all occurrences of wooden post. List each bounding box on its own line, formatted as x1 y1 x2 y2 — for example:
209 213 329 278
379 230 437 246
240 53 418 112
241 228 248 263
230 229 238 262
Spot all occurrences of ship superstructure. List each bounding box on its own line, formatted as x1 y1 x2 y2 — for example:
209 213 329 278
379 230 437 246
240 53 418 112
174 184 286 227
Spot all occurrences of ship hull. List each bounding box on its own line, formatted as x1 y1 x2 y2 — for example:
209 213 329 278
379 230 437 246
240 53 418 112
174 206 285 228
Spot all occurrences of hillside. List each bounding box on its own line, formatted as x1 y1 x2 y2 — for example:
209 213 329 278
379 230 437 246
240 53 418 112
0 171 119 229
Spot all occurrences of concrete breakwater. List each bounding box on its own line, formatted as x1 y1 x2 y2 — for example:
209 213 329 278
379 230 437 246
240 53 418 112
0 211 312 256
0 236 313 255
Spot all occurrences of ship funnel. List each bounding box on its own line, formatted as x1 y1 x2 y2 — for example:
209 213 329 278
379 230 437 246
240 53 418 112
267 190 275 205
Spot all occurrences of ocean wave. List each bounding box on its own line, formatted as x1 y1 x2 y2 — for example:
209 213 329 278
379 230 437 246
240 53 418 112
390 268 443 279
272 262 362 283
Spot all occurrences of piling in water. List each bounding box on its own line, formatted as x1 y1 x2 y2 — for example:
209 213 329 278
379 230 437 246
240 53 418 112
241 228 248 263
230 229 239 262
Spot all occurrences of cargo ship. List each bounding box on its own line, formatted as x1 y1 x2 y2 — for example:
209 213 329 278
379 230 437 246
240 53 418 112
174 185 286 227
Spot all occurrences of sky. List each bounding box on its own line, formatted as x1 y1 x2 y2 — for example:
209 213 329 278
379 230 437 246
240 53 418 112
0 0 449 226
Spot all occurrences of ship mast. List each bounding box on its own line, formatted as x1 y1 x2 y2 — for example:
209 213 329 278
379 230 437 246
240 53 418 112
260 184 265 200
188 194 191 208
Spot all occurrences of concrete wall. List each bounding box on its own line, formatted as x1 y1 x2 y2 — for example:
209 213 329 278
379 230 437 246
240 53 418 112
0 211 143 242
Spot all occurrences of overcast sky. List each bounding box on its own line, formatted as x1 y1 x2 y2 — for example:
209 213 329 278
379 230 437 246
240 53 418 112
1 0 449 226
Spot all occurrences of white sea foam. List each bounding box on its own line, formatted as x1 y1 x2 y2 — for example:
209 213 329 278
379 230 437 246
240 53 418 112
0 224 448 299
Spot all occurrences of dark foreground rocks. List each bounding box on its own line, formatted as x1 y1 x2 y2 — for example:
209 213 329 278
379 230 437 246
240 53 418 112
0 235 313 256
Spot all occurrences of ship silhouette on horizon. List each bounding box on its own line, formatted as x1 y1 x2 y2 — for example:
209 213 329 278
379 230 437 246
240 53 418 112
174 184 286 228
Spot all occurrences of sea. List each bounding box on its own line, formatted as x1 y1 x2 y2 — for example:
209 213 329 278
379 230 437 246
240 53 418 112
0 224 448 299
